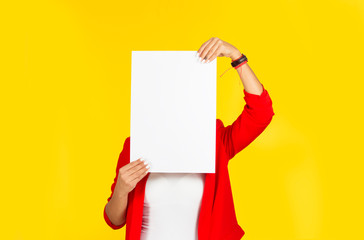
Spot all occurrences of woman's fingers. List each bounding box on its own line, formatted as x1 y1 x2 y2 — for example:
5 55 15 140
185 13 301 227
116 158 150 194
197 37 239 63
201 38 220 63
129 163 150 185
197 37 221 63
128 171 149 190
197 38 213 61
205 41 223 63
127 158 150 175
120 158 147 175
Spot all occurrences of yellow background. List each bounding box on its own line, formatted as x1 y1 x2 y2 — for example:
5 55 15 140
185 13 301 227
1 0 363 239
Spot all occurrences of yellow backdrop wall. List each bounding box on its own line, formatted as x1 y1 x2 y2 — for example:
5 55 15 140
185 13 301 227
1 0 363 239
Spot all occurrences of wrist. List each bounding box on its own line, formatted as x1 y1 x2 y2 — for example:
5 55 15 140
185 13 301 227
114 183 129 199
229 50 242 61
114 189 129 200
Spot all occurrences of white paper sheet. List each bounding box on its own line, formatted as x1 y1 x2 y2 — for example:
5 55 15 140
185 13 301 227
130 51 216 173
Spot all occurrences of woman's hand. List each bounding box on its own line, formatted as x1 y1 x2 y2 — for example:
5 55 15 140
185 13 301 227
115 158 150 196
196 37 241 63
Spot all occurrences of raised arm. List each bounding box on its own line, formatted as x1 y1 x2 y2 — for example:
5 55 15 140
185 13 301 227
217 50 275 161
196 38 275 162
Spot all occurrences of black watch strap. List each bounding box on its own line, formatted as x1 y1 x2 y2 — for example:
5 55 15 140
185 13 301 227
231 55 248 68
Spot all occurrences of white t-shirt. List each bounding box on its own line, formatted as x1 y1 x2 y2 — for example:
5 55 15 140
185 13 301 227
140 172 206 240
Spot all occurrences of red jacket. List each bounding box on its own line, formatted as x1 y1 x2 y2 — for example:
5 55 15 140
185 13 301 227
104 84 275 240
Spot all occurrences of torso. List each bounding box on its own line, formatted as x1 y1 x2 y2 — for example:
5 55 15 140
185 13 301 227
140 172 206 240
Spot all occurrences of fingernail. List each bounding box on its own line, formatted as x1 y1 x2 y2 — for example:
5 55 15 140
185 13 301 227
199 57 202 62
206 59 210 63
202 59 205 63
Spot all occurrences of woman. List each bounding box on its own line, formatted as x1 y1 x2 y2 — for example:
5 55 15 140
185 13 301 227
103 37 275 240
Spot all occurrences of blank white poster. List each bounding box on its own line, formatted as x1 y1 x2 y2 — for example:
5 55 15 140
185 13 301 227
130 51 216 173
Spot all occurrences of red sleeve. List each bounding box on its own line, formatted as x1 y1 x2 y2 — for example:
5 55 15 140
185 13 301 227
103 137 130 230
218 84 275 161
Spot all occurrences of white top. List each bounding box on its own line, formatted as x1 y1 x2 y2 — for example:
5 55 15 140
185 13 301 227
140 172 206 240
